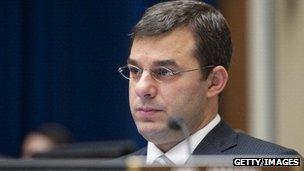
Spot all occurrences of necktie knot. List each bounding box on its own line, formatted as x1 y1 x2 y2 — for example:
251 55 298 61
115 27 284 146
152 155 174 165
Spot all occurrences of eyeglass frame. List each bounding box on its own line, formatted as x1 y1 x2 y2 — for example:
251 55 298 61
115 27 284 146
118 64 215 82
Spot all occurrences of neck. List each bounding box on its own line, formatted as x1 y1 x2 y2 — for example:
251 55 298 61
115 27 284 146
157 98 218 152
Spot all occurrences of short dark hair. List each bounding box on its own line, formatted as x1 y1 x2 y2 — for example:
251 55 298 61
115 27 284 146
131 0 232 78
36 123 73 145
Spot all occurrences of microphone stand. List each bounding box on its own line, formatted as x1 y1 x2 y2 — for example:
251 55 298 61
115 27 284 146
168 117 192 156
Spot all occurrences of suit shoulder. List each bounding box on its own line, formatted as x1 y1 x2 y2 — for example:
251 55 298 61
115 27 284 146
127 147 147 156
115 146 147 162
233 132 299 155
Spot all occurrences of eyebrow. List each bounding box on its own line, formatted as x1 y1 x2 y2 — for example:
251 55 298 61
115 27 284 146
127 58 177 67
127 58 138 66
152 60 176 67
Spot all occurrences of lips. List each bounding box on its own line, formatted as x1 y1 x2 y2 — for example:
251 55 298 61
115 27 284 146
137 107 162 112
136 106 163 118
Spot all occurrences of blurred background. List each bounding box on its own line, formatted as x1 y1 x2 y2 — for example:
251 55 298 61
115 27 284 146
0 0 303 157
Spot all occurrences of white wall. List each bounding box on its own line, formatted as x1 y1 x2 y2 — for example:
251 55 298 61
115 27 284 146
276 0 304 155
247 0 304 155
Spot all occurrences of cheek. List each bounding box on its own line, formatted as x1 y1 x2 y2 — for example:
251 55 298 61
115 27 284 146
162 82 206 113
128 85 136 111
129 83 136 98
164 80 205 98
186 82 206 107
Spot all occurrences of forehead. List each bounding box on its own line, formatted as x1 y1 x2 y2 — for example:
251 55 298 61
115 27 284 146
129 27 198 67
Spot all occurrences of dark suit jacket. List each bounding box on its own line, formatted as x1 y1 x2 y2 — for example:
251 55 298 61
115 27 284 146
132 120 300 156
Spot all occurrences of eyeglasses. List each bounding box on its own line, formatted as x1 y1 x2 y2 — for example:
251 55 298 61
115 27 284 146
118 64 214 82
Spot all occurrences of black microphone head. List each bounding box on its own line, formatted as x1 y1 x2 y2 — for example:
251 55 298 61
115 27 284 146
167 116 184 131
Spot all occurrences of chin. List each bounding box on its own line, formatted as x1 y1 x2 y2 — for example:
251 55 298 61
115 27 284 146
137 123 166 140
137 124 179 145
137 122 160 134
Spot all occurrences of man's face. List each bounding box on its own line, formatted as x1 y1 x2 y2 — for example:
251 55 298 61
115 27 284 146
129 27 209 147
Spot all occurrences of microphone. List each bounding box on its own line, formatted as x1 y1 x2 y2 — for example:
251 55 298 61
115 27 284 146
167 116 192 156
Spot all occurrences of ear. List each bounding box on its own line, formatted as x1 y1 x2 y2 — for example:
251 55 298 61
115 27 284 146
206 66 228 98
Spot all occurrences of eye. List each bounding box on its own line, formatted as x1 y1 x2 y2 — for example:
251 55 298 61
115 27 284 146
154 67 174 77
128 66 140 74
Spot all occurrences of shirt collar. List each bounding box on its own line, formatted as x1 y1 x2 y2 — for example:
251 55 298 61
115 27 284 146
146 114 221 165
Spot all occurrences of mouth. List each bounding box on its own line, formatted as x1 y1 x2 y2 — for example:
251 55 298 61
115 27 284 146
136 107 163 119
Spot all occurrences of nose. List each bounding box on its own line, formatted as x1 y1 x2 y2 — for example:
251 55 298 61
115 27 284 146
133 71 157 100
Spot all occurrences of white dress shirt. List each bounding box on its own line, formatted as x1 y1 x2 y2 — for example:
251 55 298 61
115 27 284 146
146 114 221 165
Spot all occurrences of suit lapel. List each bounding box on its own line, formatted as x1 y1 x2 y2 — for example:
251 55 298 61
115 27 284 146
192 120 238 155
133 146 147 156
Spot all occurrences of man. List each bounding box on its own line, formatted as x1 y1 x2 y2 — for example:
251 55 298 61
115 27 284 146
118 0 300 165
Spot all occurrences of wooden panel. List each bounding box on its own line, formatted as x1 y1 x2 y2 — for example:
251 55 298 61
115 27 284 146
217 0 248 131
